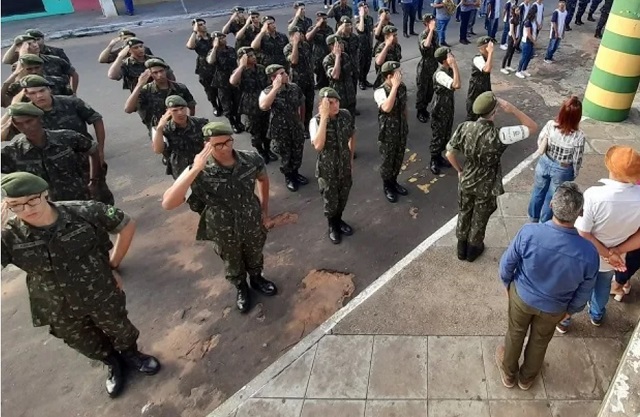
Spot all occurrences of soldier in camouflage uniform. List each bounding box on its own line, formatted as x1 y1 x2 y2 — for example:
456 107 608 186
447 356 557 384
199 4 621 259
153 95 208 178
355 2 375 90
1 172 160 398
336 16 361 97
374 61 409 203
374 25 402 87
124 59 196 133
430 46 461 175
446 92 535 261
289 1 314 34
187 19 223 117
594 0 613 38
98 29 154 64
309 87 355 244
2 54 72 107
416 14 439 123
24 29 71 64
108 38 174 92
2 33 69 67
206 32 244 133
284 27 316 138
328 0 354 30
230 10 262 51
222 6 248 41
259 64 309 192
230 47 276 163
373 8 394 52
323 35 358 127
466 36 494 122
252 15 290 69
162 122 277 313
306 11 334 89
1 103 102 202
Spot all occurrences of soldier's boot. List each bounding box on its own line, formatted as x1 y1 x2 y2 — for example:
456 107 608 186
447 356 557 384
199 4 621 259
565 24 572 31
337 216 354 236
285 174 299 192
328 217 342 244
393 180 408 196
233 115 245 133
594 28 603 38
359 80 367 90
249 274 278 296
228 116 242 134
457 240 468 261
429 158 441 175
292 171 309 185
213 98 223 117
466 242 486 262
383 180 398 203
236 281 251 312
102 353 125 398
267 140 279 161
575 15 584 25
255 143 271 164
417 109 430 123
587 13 596 21
120 345 161 375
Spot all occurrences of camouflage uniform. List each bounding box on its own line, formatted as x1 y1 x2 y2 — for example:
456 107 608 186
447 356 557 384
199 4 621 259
416 28 439 114
466 55 491 121
284 41 316 128
192 34 219 112
161 116 208 179
376 82 409 181
119 54 175 92
262 83 306 175
447 120 507 245
373 42 402 87
103 46 154 64
314 109 354 219
238 65 271 152
190 151 268 285
41 45 71 64
40 54 75 88
226 18 249 48
207 45 240 121
328 3 354 30
431 65 455 158
137 81 196 130
1 129 97 201
288 15 314 34
1 201 139 360
323 52 358 126
309 24 335 88
259 32 290 68
355 14 375 84
341 32 361 91
596 0 613 33
5 74 72 101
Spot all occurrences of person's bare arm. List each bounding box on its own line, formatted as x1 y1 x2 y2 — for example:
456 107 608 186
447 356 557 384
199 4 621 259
70 70 79 94
92 119 106 164
107 47 130 80
256 171 270 220
222 13 239 34
229 59 246 86
482 42 494 73
252 24 269 51
615 229 640 254
290 38 301 65
330 50 342 80
98 38 120 63
306 22 320 42
109 219 136 269
162 144 213 210
2 44 19 65
186 31 198 49
206 40 219 64
124 70 150 113
450 59 461 90
152 111 171 154
375 43 390 66
259 76 282 110
498 98 538 135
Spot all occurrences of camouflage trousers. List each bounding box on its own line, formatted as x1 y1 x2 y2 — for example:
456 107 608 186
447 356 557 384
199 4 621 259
456 191 498 245
218 86 241 119
275 127 305 175
301 84 316 129
244 112 271 151
199 74 219 109
378 134 407 181
359 46 373 83
318 175 352 219
47 291 139 360
416 66 435 111
212 225 268 286
314 58 330 89
95 162 115 206
430 112 453 157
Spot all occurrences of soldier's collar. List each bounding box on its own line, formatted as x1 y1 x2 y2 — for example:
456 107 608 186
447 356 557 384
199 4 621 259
166 116 193 132
19 130 50 153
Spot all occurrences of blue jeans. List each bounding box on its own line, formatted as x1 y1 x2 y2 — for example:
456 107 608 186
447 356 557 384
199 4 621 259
460 10 472 39
415 0 425 19
517 41 534 71
480 0 489 15
487 17 499 37
527 154 575 223
123 0 134 13
545 37 561 60
436 18 450 44
558 271 614 328
500 20 509 44
468 8 477 31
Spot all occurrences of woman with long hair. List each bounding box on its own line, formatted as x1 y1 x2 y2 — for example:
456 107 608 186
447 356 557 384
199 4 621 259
500 4 520 74
515 7 536 78
527 96 585 223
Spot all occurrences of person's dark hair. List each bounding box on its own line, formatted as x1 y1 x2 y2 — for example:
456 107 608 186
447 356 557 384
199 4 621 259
525 7 536 21
555 96 582 135
551 181 583 223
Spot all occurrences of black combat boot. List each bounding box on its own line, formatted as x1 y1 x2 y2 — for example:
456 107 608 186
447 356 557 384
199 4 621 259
417 109 430 123
466 242 485 262
328 217 342 244
393 180 408 196
457 240 468 261
233 115 245 132
359 81 367 90
235 281 251 312
383 180 398 203
292 171 309 185
249 274 278 296
594 28 603 38
337 216 354 236
120 345 161 375
437 155 452 168
212 98 222 117
430 158 441 175
575 17 584 25
254 143 270 164
285 174 298 192
565 24 572 31
102 352 125 398
587 13 595 21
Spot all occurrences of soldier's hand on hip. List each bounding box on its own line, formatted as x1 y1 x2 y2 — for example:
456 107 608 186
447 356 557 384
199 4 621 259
193 143 214 171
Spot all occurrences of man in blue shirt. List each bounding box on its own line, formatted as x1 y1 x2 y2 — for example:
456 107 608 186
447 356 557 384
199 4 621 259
497 182 599 390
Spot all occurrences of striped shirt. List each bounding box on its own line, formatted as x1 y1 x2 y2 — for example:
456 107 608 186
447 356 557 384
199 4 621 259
538 119 585 176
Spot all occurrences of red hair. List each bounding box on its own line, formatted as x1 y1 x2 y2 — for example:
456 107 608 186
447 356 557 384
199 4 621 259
555 96 582 135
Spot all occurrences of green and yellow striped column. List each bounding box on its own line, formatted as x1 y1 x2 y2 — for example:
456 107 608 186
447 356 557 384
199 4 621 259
583 0 640 122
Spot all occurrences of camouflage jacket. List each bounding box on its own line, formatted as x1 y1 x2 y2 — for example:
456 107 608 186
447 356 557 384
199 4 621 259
328 3 353 28
162 116 208 177
314 109 354 181
433 65 455 114
41 54 74 86
374 42 402 72
355 15 375 52
467 54 492 103
206 45 237 88
192 34 214 77
120 54 175 91
340 33 361 72
377 82 409 142
238 64 270 116
1 129 96 201
374 22 395 51
40 95 102 137
233 24 260 50
41 45 70 64
417 28 439 82
284 41 315 91
447 120 507 197
5 74 72 102
104 46 154 64
323 52 357 107
1 201 130 327
191 150 266 241
262 82 305 138
309 24 335 64
288 15 314 34
138 81 196 128
259 32 289 68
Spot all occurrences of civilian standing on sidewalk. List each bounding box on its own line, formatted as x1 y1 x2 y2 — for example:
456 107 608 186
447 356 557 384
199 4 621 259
500 5 520 73
611 203 640 302
500 0 518 50
528 96 584 223
467 0 480 36
401 0 419 37
459 0 477 44
486 0 502 38
497 182 599 390
515 8 536 79
432 0 453 46
544 0 568 63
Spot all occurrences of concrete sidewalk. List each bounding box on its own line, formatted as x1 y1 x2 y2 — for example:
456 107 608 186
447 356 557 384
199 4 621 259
210 116 640 417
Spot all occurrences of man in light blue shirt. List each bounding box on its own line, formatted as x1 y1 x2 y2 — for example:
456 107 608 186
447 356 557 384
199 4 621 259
459 0 479 43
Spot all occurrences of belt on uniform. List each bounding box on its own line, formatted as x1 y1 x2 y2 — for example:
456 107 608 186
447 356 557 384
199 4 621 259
545 153 572 168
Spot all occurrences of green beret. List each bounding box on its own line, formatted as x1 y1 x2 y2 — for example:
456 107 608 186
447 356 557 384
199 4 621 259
358 1 367 7
19 75 53 89
294 1 305 7
265 64 285 76
192 18 206 24
165 95 188 108
262 15 275 23
19 54 44 66
126 37 144 47
7 102 44 118
145 58 168 69
381 60 401 75
476 35 495 46
232 6 245 12
326 34 342 46
202 122 234 138
1 172 49 198
119 29 136 37
249 10 260 16
237 47 255 57
422 13 434 21
434 46 450 60
340 16 352 24
378 7 390 14
25 29 45 38
212 31 226 38
382 25 398 34
14 35 36 45
319 87 341 100
473 91 498 115
316 11 328 17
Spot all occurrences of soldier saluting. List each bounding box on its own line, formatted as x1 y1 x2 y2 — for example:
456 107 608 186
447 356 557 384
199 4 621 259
324 35 358 128
355 1 375 90
284 26 316 139
374 25 402 87
416 13 439 123
206 32 243 133
466 36 495 122
306 11 334 89
289 1 314 34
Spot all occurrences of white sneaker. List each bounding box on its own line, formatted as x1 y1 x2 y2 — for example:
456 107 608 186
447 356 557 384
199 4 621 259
515 71 525 79
500 68 510 74
544 59 553 64
324 4 329 8
523 71 532 77
507 66 516 72
500 44 508 50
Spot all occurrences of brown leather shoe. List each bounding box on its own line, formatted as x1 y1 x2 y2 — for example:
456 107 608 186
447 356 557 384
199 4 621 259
495 345 516 388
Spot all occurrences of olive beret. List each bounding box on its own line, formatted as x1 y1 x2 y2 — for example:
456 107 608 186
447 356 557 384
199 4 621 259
14 35 36 45
378 7 390 14
1 172 49 198
340 16 352 23
25 29 45 38
145 58 168 69
192 18 206 24
319 87 341 100
165 95 188 108
262 15 276 23
212 31 226 38
7 102 44 118
358 1 367 6
383 25 398 34
326 34 342 46
237 47 255 57
422 13 435 21
473 91 498 115
232 6 245 12
381 60 401 75
119 29 136 37
476 35 495 46
434 46 450 59
317 11 328 17
249 10 260 16
126 37 144 47
202 121 234 137
19 74 53 88
265 64 285 76
294 1 305 7
19 54 44 66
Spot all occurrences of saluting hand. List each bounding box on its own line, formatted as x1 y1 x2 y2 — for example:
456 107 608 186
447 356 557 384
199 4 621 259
319 97 331 119
137 69 151 86
117 45 130 58
193 143 214 171
272 73 284 90
487 40 495 53
158 109 172 126
391 71 402 87
239 54 249 67
497 98 515 113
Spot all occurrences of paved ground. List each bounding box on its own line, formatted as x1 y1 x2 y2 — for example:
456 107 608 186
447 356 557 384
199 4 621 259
1 3 633 417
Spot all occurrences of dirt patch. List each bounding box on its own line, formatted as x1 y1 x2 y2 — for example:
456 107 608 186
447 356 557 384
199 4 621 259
266 211 299 229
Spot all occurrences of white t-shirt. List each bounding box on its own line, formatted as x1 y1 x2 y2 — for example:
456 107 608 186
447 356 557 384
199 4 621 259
473 55 486 72
374 87 389 107
435 71 454 89
551 9 568 38
535 2 544 27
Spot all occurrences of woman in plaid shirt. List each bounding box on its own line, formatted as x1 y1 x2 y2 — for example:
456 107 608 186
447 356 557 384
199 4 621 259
528 96 585 223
